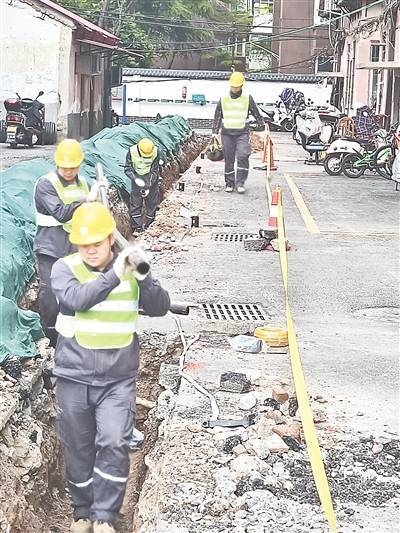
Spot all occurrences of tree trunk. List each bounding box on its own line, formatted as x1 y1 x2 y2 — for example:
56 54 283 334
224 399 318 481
98 0 110 28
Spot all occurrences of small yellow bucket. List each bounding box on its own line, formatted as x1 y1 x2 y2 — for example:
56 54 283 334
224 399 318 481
254 325 289 347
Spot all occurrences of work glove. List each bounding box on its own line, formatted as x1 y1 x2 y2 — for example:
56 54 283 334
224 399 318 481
86 182 101 202
113 245 151 281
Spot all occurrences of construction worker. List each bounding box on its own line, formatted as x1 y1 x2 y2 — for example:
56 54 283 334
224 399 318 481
51 202 170 533
33 139 101 347
124 137 161 233
212 71 264 193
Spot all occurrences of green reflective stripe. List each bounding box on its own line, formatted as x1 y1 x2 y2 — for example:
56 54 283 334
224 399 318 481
221 95 249 129
60 253 139 349
130 145 158 176
76 310 139 322
47 172 89 205
75 333 133 350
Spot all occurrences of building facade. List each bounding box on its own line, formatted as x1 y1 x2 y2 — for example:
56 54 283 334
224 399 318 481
326 0 399 123
1 0 122 139
270 0 332 74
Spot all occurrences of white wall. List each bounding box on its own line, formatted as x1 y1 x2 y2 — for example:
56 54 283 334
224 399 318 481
0 0 73 127
112 76 332 119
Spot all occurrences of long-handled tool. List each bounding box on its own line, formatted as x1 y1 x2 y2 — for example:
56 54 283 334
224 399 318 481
95 163 190 316
95 162 150 278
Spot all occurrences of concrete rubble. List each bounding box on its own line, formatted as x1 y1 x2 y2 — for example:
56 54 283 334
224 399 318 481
132 145 400 533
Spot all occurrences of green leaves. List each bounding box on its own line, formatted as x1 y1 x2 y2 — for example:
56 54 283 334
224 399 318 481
57 0 248 68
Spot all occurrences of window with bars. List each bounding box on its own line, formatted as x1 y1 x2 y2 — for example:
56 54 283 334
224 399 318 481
254 0 274 15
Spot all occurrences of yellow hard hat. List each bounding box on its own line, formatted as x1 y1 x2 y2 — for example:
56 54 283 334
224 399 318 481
54 139 84 168
69 202 116 245
229 71 245 88
138 138 155 157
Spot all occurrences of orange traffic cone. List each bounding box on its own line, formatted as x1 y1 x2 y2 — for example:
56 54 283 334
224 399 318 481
262 133 278 171
267 186 280 229
269 138 278 171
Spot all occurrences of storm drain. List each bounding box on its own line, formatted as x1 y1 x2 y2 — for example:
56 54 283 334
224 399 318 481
202 303 267 321
213 233 257 242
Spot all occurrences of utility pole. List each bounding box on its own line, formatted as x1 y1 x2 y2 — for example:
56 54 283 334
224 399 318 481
231 23 237 72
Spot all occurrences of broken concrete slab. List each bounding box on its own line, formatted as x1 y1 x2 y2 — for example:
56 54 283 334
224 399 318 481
159 363 180 392
263 434 289 453
245 438 270 460
272 386 289 404
272 423 301 441
238 393 258 411
220 372 251 394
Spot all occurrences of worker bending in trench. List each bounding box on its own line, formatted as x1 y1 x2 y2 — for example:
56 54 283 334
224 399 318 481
33 139 101 347
124 137 162 233
212 71 264 194
51 202 170 533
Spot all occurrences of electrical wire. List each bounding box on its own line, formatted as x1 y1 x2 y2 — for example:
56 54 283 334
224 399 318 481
53 0 386 58
172 316 220 420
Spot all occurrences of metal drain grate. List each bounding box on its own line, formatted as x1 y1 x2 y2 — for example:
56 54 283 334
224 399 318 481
213 233 257 242
202 303 267 321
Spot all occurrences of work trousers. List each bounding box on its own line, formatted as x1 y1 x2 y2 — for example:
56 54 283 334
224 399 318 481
56 377 135 524
36 253 59 348
221 132 251 187
130 181 160 231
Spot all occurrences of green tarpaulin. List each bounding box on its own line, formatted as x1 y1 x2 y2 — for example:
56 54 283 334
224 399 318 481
0 117 191 362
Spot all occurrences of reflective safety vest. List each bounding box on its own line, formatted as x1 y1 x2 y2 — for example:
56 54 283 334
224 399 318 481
221 94 249 130
35 172 89 232
130 145 158 176
55 253 139 350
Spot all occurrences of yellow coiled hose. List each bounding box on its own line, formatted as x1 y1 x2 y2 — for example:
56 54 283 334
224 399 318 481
254 325 288 347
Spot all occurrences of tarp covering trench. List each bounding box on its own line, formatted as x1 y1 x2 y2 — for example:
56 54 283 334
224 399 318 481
0 116 192 363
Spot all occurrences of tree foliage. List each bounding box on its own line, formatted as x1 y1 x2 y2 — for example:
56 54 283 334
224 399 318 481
57 0 249 67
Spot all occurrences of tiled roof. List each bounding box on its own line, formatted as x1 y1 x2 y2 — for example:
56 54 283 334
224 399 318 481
123 68 325 83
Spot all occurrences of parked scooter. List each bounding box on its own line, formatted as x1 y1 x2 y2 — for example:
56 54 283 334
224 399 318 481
260 100 294 132
4 91 56 148
323 138 364 175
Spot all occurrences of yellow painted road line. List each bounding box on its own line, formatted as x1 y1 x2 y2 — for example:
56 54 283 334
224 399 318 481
275 188 337 532
284 174 320 234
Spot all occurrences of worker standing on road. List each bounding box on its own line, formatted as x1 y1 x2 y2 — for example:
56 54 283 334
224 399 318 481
33 139 101 347
212 71 264 194
51 202 170 533
124 137 161 233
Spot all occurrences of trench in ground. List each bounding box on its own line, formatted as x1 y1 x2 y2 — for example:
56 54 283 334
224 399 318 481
0 135 207 532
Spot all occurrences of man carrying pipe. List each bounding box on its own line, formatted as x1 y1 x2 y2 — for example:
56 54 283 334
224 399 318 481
51 202 170 533
211 71 264 194
124 137 161 233
33 139 102 347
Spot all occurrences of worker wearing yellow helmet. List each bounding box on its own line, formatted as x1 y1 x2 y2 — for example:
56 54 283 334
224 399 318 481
51 202 170 533
124 137 162 233
33 139 102 347
211 71 264 193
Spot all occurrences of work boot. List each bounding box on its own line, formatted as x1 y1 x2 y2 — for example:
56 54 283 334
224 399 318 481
225 186 234 193
93 521 115 533
70 518 92 533
237 186 246 194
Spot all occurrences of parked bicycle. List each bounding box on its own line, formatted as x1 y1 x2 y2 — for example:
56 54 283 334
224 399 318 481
341 129 390 179
373 123 400 179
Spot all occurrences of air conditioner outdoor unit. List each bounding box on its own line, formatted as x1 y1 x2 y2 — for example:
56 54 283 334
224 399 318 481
75 54 102 75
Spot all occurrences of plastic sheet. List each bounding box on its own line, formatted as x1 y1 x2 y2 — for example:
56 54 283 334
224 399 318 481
0 116 192 362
